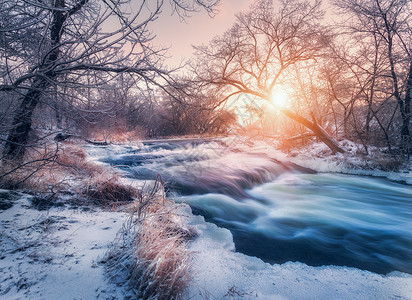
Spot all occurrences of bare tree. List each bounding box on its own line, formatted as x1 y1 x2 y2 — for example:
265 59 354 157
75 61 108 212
145 77 236 136
192 0 345 153
0 0 219 160
323 39 394 153
334 0 412 153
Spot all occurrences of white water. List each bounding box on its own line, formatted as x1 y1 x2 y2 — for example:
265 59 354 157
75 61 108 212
91 139 412 298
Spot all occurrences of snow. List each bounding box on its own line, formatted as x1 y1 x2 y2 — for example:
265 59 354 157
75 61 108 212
288 153 412 184
2 191 411 299
1 138 411 299
184 205 412 299
241 138 412 184
0 192 129 299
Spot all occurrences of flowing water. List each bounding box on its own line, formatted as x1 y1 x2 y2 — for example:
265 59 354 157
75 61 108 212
99 139 412 275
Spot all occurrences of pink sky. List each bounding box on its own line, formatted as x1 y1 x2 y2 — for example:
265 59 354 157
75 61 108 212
149 0 251 67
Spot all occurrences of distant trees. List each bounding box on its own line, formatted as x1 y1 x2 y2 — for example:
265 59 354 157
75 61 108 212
191 0 410 154
192 0 345 153
150 83 237 136
55 74 236 139
1 0 409 160
332 0 411 153
0 0 219 160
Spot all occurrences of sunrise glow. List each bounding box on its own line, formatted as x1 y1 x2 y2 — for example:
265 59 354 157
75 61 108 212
270 85 289 108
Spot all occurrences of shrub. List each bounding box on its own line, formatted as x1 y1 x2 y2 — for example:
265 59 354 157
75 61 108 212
129 207 192 299
85 170 136 204
0 143 60 190
105 178 194 299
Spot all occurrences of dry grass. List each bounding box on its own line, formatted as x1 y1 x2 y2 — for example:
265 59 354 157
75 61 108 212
363 152 404 172
55 144 87 168
2 141 196 297
128 175 166 218
105 178 195 299
0 142 133 207
224 286 253 298
85 170 136 205
0 142 92 192
0 143 61 190
130 207 193 299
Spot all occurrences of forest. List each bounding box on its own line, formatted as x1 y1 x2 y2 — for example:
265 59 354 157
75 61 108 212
0 0 410 163
0 0 411 299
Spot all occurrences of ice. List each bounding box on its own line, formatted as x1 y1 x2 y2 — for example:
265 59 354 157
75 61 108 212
2 139 410 299
185 205 412 299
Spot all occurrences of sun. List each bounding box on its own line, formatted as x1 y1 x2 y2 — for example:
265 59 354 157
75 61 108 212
270 85 289 108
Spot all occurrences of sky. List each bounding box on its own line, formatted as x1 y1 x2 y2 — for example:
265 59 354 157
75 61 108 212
148 0 251 67
146 0 335 68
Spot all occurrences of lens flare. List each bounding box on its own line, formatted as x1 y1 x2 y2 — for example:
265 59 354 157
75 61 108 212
270 85 289 108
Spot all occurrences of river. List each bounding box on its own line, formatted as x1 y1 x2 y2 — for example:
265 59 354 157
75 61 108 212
97 138 412 275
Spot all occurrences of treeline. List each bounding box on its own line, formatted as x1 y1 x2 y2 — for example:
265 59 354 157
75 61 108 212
191 0 411 154
0 0 411 162
0 0 224 162
1 75 236 142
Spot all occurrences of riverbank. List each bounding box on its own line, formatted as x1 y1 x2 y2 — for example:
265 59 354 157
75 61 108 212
1 140 194 299
284 138 412 184
231 136 412 183
1 136 411 299
2 187 411 299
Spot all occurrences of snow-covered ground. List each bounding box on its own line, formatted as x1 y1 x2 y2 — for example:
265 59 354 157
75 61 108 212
239 137 412 184
1 138 411 299
185 205 412 299
1 190 411 299
0 190 129 299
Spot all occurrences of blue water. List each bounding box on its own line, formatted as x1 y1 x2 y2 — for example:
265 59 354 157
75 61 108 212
99 140 412 274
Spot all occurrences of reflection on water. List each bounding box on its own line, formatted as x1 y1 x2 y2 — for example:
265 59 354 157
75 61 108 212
100 140 412 274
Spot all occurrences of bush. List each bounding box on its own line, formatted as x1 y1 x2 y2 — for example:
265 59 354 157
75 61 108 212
85 171 136 204
129 208 192 299
105 178 194 299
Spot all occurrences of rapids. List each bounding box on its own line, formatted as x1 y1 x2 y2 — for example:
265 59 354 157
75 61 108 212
98 139 412 275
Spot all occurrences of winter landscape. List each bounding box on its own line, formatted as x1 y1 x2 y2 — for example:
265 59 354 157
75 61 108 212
1 0 411 299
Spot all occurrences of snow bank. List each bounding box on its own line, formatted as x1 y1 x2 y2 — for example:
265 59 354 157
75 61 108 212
0 192 129 300
289 154 412 185
182 204 412 299
258 138 412 185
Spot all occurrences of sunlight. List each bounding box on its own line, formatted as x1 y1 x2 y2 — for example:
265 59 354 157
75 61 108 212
270 85 289 108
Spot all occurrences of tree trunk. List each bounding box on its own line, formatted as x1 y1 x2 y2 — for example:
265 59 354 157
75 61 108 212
2 79 47 160
281 108 345 154
2 0 67 161
400 61 411 153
